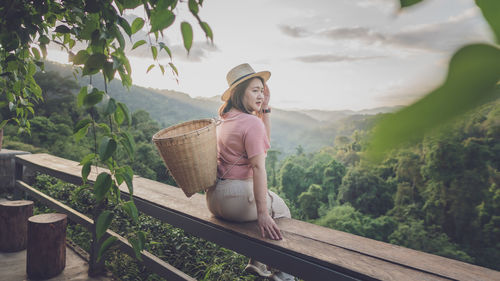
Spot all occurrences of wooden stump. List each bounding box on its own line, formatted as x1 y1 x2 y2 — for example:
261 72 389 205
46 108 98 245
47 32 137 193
0 200 34 252
27 213 67 279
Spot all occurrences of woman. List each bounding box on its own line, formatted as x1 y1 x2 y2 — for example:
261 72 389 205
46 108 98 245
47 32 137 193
206 63 294 281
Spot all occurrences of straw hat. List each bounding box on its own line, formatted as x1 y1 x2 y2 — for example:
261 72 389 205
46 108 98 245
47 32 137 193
221 63 271 101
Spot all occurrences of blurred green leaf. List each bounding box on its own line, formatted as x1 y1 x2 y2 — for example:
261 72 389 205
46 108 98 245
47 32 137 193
181 22 193 53
128 236 143 260
73 50 90 65
83 88 104 108
116 165 134 194
120 131 136 160
188 0 199 14
146 64 155 73
476 0 500 44
132 40 146 50
122 200 138 223
399 0 423 8
150 9 175 33
94 172 112 202
200 22 213 41
151 46 158 60
118 17 132 37
131 18 145 34
159 42 172 58
105 98 117 116
114 102 131 126
74 118 92 134
77 86 88 107
368 43 500 161
55 25 71 33
83 53 107 76
97 236 117 262
80 153 96 166
99 137 117 161
120 0 142 9
96 210 113 241
82 162 91 183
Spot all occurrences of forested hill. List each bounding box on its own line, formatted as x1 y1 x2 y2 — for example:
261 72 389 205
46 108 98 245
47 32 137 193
43 61 396 155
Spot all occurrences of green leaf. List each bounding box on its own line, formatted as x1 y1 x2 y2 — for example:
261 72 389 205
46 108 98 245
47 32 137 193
31 47 41 60
128 236 143 260
118 17 132 37
0 120 8 129
97 123 111 135
168 62 178 76
116 102 131 125
159 64 165 75
188 0 199 14
103 61 115 81
122 201 138 223
55 25 71 33
399 0 423 8
151 46 158 60
83 88 104 108
120 0 142 9
73 50 90 65
77 86 88 107
74 123 90 142
74 118 93 134
146 64 155 73
99 137 117 161
131 18 145 34
476 0 500 44
200 22 213 41
159 42 172 59
132 40 146 50
83 53 107 76
39 35 50 45
80 153 96 166
105 98 117 116
82 162 91 183
96 210 113 241
368 43 500 161
116 165 134 194
150 9 175 33
94 172 112 202
180 22 193 53
120 131 136 160
97 236 117 262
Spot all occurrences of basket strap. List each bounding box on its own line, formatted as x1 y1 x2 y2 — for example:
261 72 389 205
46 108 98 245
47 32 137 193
219 154 244 179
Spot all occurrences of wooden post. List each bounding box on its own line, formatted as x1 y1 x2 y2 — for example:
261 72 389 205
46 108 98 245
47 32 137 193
88 202 106 276
13 162 24 200
0 200 34 252
27 213 67 279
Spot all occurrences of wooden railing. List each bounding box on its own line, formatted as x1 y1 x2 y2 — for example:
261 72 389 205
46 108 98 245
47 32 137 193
11 153 500 281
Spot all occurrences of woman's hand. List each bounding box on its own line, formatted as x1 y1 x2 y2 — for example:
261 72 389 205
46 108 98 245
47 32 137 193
258 212 282 240
262 82 271 108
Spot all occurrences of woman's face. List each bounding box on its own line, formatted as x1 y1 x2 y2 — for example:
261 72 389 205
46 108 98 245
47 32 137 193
243 78 264 113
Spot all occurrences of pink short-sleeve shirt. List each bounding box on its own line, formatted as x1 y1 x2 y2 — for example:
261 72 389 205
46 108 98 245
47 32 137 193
217 110 270 179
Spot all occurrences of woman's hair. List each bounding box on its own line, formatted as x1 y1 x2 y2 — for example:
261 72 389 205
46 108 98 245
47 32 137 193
218 77 264 117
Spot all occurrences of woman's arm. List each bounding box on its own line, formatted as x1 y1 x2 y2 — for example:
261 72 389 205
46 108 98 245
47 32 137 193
250 153 282 240
261 83 271 142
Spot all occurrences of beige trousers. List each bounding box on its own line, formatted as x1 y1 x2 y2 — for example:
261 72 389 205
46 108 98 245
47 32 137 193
206 178 291 222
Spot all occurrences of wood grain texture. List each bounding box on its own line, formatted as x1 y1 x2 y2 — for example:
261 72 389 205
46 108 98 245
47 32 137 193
15 153 500 281
0 200 33 252
27 213 67 279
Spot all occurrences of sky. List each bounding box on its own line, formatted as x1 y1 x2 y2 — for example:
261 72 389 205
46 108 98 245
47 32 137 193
47 0 494 111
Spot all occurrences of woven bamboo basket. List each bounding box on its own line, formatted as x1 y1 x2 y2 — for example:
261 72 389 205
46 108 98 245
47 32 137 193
152 119 217 197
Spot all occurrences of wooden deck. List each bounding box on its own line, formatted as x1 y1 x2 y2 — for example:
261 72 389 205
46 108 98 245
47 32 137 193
13 153 500 281
0 245 111 281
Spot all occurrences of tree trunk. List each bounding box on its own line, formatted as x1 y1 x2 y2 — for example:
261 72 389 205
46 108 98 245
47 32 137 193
27 213 67 279
0 200 33 252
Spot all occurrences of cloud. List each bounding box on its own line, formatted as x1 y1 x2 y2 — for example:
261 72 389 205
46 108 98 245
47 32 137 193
170 42 219 62
278 24 312 38
294 54 382 63
128 41 219 62
279 5 491 53
320 27 387 44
